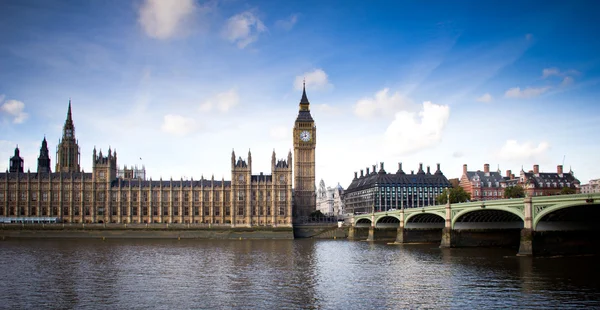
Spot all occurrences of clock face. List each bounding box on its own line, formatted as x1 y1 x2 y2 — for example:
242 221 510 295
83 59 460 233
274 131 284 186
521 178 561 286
300 130 311 142
66 129 73 137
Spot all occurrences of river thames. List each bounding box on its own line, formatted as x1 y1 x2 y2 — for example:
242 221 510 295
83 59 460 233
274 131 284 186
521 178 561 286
1 239 599 309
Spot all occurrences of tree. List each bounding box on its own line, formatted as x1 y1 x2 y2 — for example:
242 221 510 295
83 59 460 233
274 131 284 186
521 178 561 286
504 185 525 199
560 187 576 195
436 187 471 204
310 210 325 218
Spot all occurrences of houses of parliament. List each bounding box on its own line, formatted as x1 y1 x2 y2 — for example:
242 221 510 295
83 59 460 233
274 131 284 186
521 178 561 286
0 87 317 226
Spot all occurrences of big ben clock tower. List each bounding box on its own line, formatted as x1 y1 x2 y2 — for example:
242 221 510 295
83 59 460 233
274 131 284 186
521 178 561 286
293 82 316 219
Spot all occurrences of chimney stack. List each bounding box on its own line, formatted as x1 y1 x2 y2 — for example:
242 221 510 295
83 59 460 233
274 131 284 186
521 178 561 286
380 162 384 170
557 165 563 175
354 172 358 179
360 170 363 177
463 164 468 175
437 163 441 171
533 164 539 175
427 166 431 174
366 168 370 175
484 163 490 174
506 170 512 178
372 165 376 173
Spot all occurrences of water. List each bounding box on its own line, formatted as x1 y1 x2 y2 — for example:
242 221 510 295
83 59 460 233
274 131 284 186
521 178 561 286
1 239 599 309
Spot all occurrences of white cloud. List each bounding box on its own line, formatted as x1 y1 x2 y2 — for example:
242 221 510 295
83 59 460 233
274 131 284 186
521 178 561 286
313 103 340 114
542 67 579 79
542 67 561 79
498 140 550 160
561 76 574 87
1 99 28 123
384 101 450 156
476 93 493 103
294 69 332 91
138 0 197 39
222 11 266 49
354 88 413 119
504 86 550 99
200 89 240 113
161 114 197 136
275 14 298 31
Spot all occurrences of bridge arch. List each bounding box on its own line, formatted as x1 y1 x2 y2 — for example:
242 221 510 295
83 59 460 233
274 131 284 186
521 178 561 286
375 215 400 228
355 218 372 227
405 212 445 229
534 202 600 231
452 207 524 229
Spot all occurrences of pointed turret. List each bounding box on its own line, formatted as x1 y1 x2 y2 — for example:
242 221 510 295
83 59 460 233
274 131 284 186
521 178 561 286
37 137 51 173
9 145 24 173
300 80 310 105
296 82 313 122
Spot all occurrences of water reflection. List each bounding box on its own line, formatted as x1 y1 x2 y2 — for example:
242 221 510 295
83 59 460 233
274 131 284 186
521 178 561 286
0 239 598 309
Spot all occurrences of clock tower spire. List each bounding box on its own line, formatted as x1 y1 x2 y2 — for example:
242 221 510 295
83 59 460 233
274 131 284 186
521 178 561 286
55 99 81 173
293 83 316 220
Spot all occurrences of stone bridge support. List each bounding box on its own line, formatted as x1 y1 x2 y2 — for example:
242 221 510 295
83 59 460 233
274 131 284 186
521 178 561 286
440 201 452 248
518 197 534 256
394 210 405 243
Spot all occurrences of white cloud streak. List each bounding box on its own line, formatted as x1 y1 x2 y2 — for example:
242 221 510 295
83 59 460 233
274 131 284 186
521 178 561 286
354 88 413 119
384 101 450 156
200 89 240 113
222 11 266 48
504 86 550 99
275 14 298 30
138 0 198 39
1 99 28 123
498 140 550 160
476 93 493 103
161 114 198 136
294 69 332 91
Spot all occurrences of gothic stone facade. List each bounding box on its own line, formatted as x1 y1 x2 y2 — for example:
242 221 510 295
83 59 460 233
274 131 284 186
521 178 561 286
1 102 293 227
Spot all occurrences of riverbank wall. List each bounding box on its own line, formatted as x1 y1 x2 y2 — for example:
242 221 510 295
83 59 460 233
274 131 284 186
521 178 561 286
0 223 294 240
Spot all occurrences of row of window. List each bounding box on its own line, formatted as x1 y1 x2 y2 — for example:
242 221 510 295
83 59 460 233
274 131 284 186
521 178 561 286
0 205 288 217
0 189 291 203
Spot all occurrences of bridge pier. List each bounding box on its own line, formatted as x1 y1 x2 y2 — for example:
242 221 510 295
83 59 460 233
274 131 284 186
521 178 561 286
439 200 453 248
518 229 533 256
439 228 453 248
366 226 375 241
518 197 534 256
394 228 405 243
348 226 356 240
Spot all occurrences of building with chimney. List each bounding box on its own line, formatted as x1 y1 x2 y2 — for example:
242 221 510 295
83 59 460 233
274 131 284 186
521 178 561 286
459 164 506 201
343 162 451 215
460 163 580 200
519 164 580 196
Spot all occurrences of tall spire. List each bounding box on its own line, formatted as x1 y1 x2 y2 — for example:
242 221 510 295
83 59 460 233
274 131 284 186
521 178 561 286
300 79 310 105
66 99 73 124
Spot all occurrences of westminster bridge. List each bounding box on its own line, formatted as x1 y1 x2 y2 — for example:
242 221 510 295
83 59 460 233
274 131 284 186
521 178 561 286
350 193 600 256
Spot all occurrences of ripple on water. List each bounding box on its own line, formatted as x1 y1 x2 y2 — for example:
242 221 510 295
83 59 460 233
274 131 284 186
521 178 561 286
1 239 599 309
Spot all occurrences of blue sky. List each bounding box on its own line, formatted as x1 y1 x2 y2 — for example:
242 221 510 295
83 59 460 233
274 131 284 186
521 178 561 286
1 0 599 188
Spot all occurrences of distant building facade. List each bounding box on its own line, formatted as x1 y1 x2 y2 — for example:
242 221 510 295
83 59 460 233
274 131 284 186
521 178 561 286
581 179 600 194
0 101 293 226
520 165 580 196
343 162 451 215
460 163 580 201
316 180 344 216
460 164 507 201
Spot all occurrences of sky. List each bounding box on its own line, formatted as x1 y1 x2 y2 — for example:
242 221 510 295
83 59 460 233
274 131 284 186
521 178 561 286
1 0 599 189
